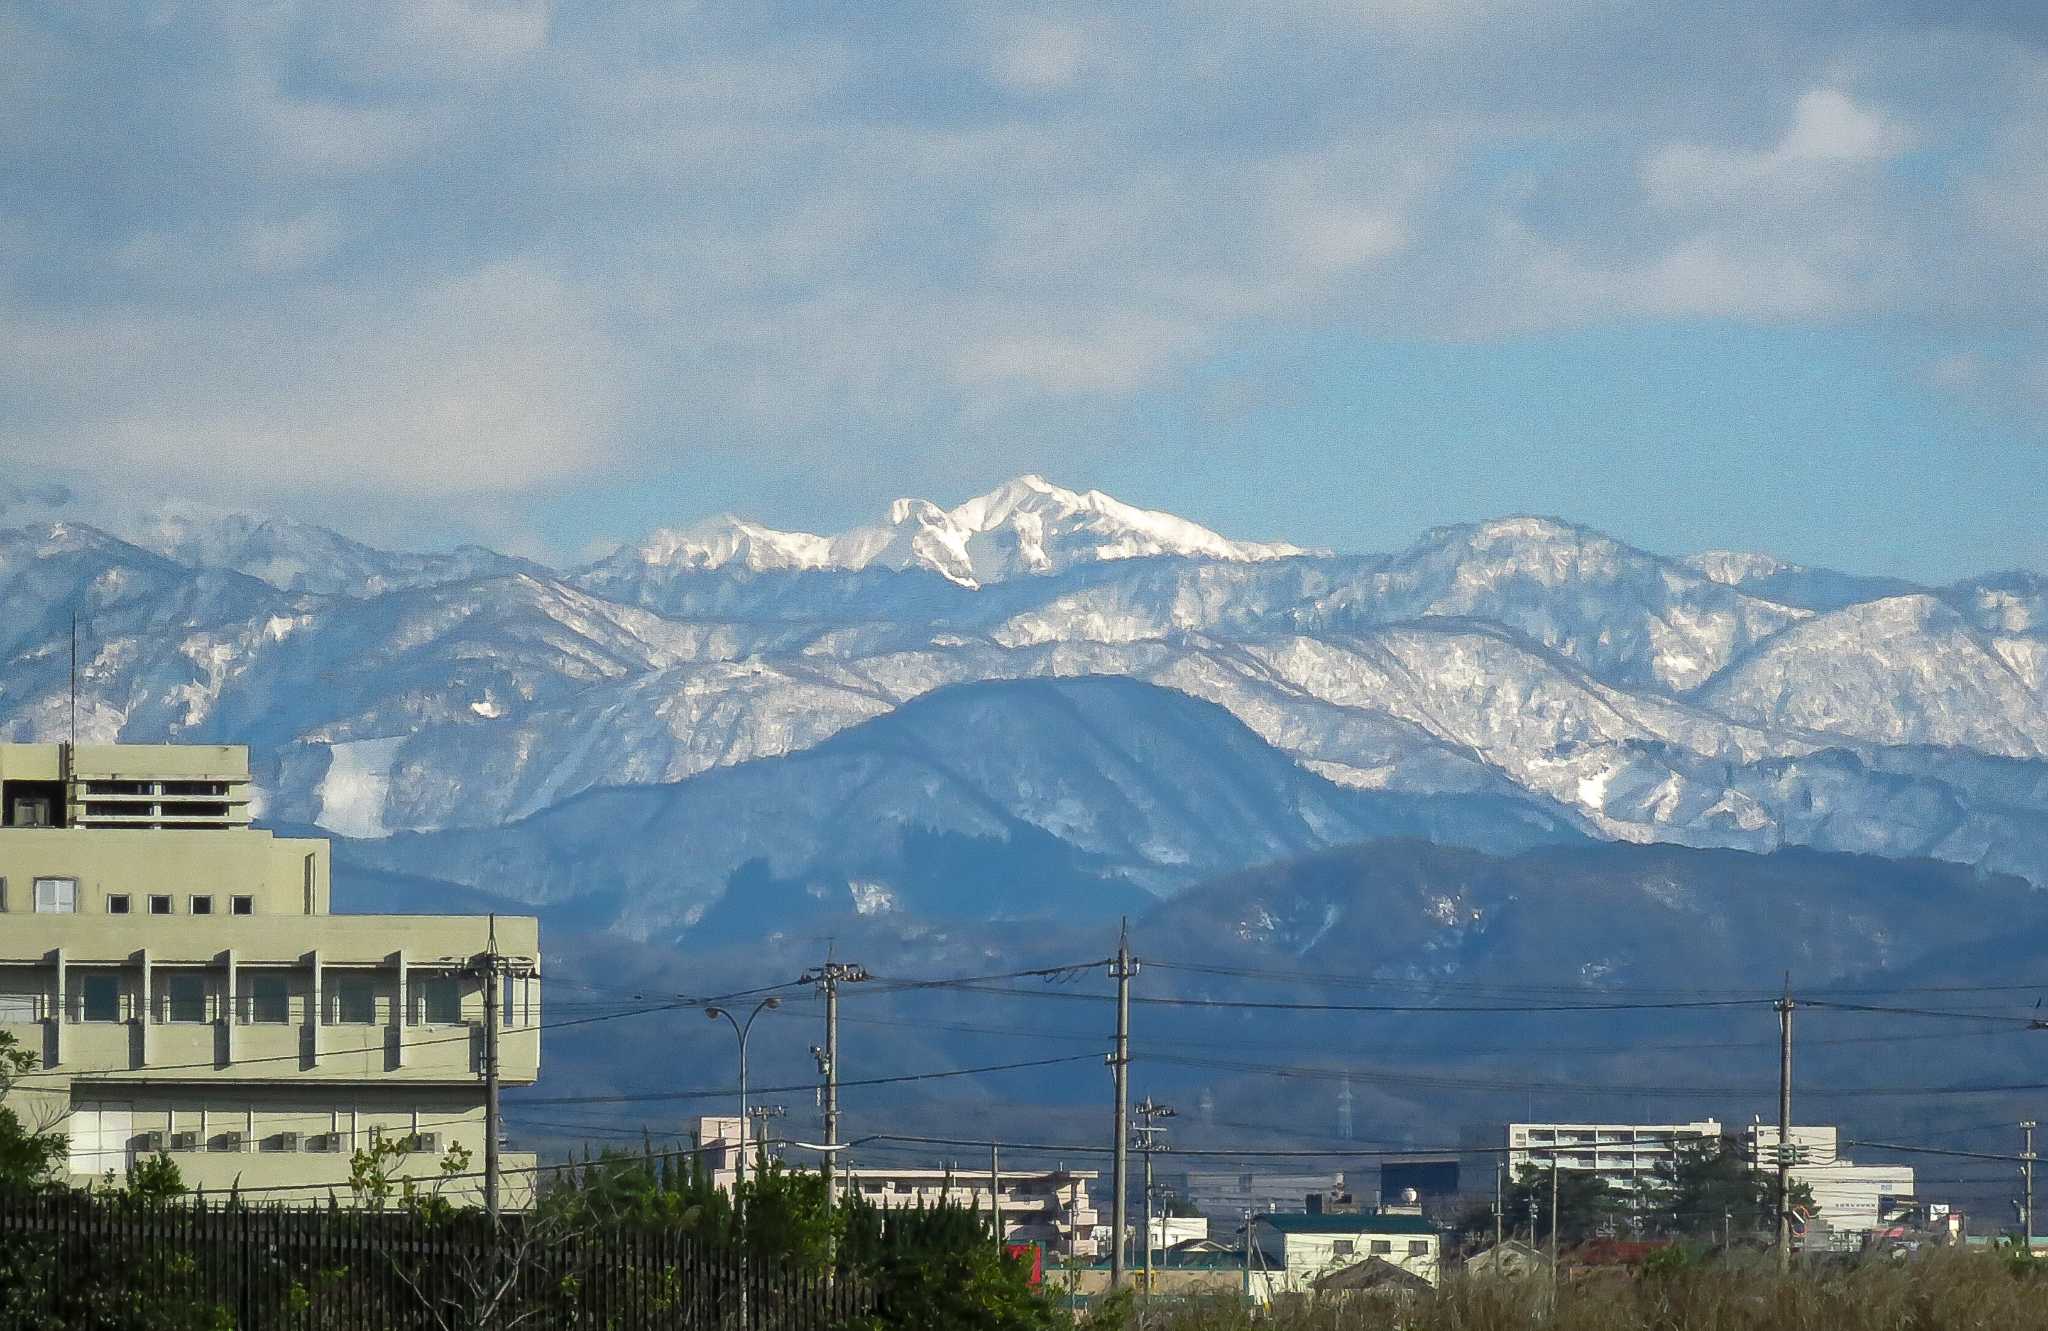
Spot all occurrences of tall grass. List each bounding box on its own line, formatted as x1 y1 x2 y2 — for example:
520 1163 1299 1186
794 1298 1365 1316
1126 1251 2048 1331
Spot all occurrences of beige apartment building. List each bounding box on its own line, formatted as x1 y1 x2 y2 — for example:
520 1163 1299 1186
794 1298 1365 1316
0 741 540 1205
695 1115 1101 1257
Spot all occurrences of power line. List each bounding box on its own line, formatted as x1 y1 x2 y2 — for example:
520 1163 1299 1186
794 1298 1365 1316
515 1052 1106 1108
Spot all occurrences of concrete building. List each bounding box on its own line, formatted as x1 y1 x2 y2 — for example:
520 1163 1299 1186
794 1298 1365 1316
0 742 540 1204
1747 1125 1915 1243
1252 1212 1440 1294
1506 1119 1724 1193
1170 1170 1345 1223
694 1116 1100 1257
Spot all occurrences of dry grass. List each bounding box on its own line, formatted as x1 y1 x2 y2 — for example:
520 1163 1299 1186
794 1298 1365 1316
1127 1251 2048 1331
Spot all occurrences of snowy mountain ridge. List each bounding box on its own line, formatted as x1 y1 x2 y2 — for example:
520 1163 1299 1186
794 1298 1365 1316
5 475 2048 937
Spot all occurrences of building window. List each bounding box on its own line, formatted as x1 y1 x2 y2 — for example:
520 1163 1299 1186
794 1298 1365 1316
0 993 38 1021
420 977 462 1025
149 895 173 916
332 977 377 1025
79 975 121 1023
1409 1240 1430 1256
164 974 206 1024
189 895 214 916
1369 1239 1392 1256
32 878 77 914
247 974 289 1024
1331 1240 1355 1257
231 895 254 916
106 893 131 915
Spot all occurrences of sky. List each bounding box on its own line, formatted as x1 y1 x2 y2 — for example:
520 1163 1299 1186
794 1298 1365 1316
2 1 2046 581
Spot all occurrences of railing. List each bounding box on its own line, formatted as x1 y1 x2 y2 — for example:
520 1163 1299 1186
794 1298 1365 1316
0 1191 871 1330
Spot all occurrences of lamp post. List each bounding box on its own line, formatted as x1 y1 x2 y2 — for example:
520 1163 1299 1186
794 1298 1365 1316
706 997 782 1192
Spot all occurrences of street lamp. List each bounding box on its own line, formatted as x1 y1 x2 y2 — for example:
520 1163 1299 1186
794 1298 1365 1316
706 997 781 1192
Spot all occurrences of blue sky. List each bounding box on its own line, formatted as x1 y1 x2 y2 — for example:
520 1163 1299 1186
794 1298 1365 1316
1 1 2045 581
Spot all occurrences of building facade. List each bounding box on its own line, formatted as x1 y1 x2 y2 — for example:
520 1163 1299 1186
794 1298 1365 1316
1747 1124 1915 1242
694 1116 1100 1257
1169 1170 1346 1223
1251 1212 1440 1294
1505 1120 1724 1193
0 742 541 1204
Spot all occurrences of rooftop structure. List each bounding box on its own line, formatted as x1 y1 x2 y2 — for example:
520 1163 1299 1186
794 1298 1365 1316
0 741 541 1205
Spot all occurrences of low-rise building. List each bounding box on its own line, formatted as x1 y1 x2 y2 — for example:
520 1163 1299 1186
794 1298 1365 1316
1506 1119 1723 1193
693 1116 1100 1257
1252 1212 1440 1294
0 741 541 1205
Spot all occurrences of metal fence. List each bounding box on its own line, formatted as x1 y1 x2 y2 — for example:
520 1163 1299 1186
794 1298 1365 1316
0 1192 870 1330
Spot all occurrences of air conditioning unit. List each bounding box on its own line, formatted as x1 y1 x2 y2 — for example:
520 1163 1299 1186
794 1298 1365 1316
276 1132 302 1153
169 1132 198 1152
141 1130 165 1153
409 1133 440 1155
214 1131 244 1153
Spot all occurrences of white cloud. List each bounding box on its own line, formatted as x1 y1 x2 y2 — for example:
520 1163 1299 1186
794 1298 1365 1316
3 260 621 496
1644 88 1914 211
989 22 1089 91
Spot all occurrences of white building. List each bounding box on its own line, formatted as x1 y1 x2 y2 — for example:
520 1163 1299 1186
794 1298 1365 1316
693 1116 1099 1257
1506 1120 1724 1193
1251 1212 1440 1296
1747 1125 1914 1241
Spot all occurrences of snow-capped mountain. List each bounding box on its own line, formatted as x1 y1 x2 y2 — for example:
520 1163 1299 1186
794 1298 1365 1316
5 475 2048 938
582 474 1312 592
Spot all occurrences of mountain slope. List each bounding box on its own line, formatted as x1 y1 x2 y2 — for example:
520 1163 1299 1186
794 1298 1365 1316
341 676 1578 939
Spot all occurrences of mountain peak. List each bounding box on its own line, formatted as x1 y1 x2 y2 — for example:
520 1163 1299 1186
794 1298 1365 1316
603 477 1312 587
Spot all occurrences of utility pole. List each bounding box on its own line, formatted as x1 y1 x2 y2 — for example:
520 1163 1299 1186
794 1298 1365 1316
1108 924 1138 1288
480 930 501 1223
802 960 867 1208
2024 1121 2038 1253
1776 979 1795 1276
1133 1098 1175 1320
1548 1155 1559 1306
464 913 512 1220
991 1144 1003 1250
1494 1161 1504 1248
1241 1209 1252 1302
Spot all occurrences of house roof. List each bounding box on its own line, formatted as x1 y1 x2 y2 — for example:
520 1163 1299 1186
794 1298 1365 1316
1312 1257 1435 1293
1258 1213 1436 1236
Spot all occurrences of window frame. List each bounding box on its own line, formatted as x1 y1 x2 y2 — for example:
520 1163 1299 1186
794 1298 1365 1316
106 893 131 915
163 973 207 1024
1408 1240 1430 1257
148 895 173 916
78 974 122 1023
1368 1239 1392 1256
331 976 378 1025
230 895 254 916
245 973 290 1025
188 895 214 916
32 877 78 914
419 976 463 1026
